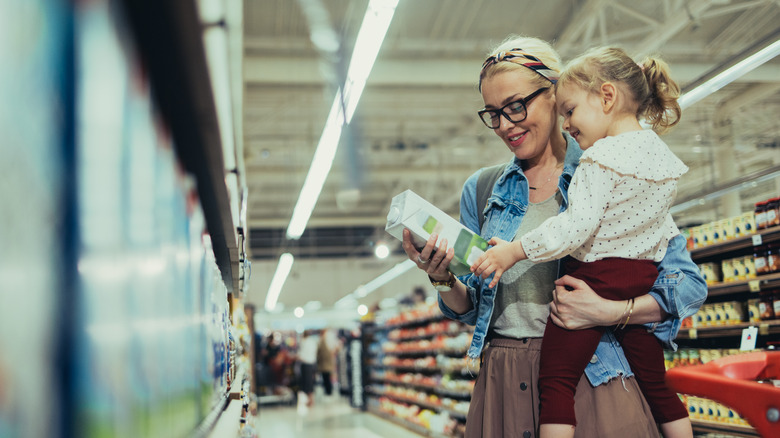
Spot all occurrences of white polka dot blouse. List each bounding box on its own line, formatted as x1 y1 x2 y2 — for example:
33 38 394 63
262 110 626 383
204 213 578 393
521 130 688 263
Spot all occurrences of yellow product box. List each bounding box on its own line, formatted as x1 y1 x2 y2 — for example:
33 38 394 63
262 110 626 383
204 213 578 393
729 215 742 238
690 226 703 248
747 298 761 322
694 308 707 327
731 257 747 281
740 211 757 236
703 399 717 421
742 255 757 279
713 303 727 326
699 222 715 247
697 263 710 284
712 220 725 243
722 301 744 324
698 262 720 284
720 259 735 282
718 218 734 241
704 304 718 327
686 397 701 420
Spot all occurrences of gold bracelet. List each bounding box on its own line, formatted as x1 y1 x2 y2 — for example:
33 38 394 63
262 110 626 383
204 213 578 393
615 299 631 327
620 298 635 330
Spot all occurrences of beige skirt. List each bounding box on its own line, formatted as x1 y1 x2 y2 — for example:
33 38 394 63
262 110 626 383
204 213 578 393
465 337 661 438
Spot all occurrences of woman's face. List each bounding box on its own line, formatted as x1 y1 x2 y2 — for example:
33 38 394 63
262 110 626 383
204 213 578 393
480 69 558 161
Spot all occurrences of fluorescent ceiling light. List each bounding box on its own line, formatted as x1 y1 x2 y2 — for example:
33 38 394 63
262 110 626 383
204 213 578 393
678 37 780 109
286 0 399 239
285 96 344 239
670 165 780 214
352 259 414 299
265 253 294 311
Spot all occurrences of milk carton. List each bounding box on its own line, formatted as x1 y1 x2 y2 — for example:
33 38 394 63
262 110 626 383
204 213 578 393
385 190 488 276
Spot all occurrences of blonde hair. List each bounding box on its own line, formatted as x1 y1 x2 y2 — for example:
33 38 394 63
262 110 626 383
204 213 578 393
479 35 563 91
558 46 681 132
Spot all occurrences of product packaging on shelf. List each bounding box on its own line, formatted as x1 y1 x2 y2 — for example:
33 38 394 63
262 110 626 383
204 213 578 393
385 190 488 276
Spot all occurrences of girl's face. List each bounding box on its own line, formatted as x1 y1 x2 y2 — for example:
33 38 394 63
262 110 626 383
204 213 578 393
555 82 609 150
480 70 558 161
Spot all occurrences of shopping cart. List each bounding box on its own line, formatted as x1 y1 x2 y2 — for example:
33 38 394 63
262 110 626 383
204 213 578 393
665 351 780 437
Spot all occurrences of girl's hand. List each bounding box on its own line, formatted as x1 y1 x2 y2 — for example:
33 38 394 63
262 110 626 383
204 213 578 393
469 237 517 288
401 228 454 281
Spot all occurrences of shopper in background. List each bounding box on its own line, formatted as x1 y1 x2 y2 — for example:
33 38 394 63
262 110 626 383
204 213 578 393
316 329 336 397
401 35 707 438
470 46 693 438
297 329 318 407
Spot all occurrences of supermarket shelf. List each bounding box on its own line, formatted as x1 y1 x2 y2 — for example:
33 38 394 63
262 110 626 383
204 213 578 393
368 390 468 420
690 225 780 261
206 398 244 438
389 328 473 342
371 363 478 376
382 348 468 356
377 315 446 330
706 272 780 297
192 394 230 438
369 408 453 438
691 420 759 437
373 378 473 399
119 0 239 294
678 320 780 339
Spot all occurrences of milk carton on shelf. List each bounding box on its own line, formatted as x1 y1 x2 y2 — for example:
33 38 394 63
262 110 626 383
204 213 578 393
385 189 488 276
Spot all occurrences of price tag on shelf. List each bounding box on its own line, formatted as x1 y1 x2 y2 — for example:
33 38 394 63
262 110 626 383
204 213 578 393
688 328 697 339
740 326 758 351
752 234 763 246
749 280 761 292
759 323 770 336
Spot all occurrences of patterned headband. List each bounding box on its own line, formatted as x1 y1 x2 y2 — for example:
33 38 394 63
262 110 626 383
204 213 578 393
481 48 559 84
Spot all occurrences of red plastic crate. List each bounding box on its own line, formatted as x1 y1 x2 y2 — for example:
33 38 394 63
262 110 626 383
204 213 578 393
666 351 780 437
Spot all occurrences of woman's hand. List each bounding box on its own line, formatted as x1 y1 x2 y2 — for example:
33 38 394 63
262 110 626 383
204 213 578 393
401 228 454 281
549 275 625 329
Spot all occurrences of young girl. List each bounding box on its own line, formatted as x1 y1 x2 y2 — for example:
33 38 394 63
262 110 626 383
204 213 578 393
471 46 693 438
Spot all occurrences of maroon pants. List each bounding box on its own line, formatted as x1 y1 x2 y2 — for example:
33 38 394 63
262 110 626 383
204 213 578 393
538 257 689 426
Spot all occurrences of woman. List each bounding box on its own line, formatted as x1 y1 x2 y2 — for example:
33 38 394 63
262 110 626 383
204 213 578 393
401 35 706 438
316 329 336 397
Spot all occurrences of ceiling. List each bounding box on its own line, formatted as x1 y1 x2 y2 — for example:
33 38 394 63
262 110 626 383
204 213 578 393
241 0 780 314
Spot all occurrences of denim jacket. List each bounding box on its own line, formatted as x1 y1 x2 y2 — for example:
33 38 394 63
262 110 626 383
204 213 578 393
439 132 707 386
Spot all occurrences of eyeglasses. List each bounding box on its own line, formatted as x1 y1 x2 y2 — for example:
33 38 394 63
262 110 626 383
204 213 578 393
477 87 549 129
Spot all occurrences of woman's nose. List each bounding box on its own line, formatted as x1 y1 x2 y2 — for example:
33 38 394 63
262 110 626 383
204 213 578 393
498 114 515 131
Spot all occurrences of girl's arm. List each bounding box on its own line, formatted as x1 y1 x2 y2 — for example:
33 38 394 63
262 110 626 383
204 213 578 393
472 162 611 286
519 162 612 262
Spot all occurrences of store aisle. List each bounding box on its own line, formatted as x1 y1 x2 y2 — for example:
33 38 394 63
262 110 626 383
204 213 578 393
255 395 423 438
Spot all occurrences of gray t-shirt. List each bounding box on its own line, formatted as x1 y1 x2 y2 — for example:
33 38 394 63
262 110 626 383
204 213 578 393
490 191 563 338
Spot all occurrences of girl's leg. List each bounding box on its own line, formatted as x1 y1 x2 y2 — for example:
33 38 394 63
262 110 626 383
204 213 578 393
540 423 575 438
538 317 605 426
659 418 694 438
614 327 691 435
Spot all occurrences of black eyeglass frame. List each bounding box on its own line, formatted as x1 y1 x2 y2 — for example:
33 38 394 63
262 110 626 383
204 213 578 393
477 87 549 129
